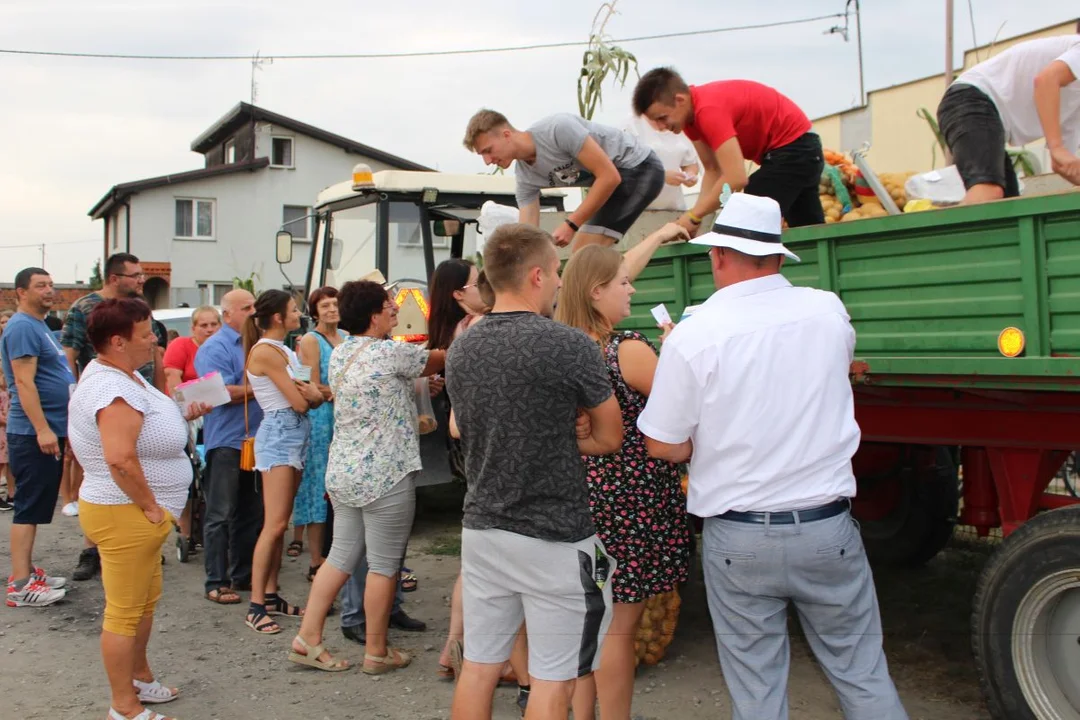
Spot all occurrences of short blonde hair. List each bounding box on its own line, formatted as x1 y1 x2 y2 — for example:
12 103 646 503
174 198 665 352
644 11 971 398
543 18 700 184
555 245 624 340
482 223 555 294
463 109 512 151
190 305 220 327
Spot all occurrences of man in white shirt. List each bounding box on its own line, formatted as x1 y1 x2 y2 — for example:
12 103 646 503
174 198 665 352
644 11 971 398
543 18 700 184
937 34 1080 204
637 194 907 720
623 114 699 210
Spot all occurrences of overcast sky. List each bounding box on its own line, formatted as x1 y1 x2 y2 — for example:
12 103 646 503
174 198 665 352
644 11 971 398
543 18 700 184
0 0 1073 284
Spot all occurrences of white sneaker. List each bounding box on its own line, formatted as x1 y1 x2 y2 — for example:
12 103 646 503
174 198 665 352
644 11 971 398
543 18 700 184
61 502 79 517
6 577 66 607
32 566 67 590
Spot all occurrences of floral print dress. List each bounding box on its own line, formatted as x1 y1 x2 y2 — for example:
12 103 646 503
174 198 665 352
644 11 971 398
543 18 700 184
585 331 691 604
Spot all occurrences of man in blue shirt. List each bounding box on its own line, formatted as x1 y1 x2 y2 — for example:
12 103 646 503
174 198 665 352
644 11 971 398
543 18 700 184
194 288 263 603
2 268 73 608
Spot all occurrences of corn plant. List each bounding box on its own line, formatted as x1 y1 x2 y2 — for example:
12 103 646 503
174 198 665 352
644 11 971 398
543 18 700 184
232 272 259 294
577 2 638 121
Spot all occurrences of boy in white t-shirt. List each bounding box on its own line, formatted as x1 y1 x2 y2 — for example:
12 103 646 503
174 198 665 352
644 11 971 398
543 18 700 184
937 34 1080 204
624 114 700 211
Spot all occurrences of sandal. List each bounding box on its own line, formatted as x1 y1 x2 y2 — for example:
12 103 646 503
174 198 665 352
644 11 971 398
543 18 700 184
448 639 464 681
205 587 241 605
288 635 350 672
306 564 321 582
265 593 304 618
400 568 418 593
362 647 411 675
437 664 455 681
108 709 174 720
134 678 179 704
245 604 281 635
286 540 303 558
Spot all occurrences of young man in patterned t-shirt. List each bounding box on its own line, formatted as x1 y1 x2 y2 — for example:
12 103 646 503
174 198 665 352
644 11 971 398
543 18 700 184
446 223 624 719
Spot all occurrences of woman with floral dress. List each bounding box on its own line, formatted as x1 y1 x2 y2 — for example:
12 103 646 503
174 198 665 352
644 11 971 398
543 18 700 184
555 223 691 720
293 286 346 580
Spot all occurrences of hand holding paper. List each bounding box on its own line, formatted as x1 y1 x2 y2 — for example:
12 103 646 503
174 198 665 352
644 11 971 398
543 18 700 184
174 372 230 418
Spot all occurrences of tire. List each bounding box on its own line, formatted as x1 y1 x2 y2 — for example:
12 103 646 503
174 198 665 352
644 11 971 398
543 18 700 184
858 446 959 567
972 504 1080 719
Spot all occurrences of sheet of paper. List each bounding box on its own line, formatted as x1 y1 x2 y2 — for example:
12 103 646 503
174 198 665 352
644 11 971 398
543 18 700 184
650 304 673 326
174 372 230 415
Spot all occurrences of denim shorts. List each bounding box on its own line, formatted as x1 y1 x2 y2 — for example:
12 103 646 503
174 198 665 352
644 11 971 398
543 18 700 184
581 152 665 240
8 434 66 525
254 409 311 472
937 84 1019 197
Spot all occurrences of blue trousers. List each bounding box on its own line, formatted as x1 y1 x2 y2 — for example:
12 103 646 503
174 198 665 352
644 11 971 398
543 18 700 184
339 555 405 629
702 511 908 720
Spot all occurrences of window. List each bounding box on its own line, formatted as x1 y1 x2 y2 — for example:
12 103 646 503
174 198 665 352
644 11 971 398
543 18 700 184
282 205 310 240
111 216 119 250
224 139 236 164
175 198 215 240
198 282 234 304
271 137 294 167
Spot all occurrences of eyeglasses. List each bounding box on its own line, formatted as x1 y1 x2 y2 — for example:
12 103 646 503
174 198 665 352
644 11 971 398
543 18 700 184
461 283 477 290
115 272 146 280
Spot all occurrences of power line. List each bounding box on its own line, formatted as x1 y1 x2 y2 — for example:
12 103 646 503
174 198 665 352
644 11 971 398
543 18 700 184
1 240 99 250
0 13 846 62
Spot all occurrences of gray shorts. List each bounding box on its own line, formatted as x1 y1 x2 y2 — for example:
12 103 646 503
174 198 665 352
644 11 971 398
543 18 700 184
325 472 416 577
461 527 614 682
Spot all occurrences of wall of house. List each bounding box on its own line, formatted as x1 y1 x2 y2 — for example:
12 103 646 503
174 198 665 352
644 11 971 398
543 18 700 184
810 20 1075 174
110 130 405 306
203 124 257 168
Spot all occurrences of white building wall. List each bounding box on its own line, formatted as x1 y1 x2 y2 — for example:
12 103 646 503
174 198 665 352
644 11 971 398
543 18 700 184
107 129 406 306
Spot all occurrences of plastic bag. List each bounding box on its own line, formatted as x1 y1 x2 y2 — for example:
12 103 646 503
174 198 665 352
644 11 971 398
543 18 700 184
821 165 853 213
477 201 520 251
904 166 966 205
415 377 438 435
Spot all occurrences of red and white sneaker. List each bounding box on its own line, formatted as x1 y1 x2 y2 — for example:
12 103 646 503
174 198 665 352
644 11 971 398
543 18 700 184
6 577 66 607
32 567 67 590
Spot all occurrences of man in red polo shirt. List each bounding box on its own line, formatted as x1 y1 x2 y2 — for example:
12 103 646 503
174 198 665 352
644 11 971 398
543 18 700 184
633 67 824 234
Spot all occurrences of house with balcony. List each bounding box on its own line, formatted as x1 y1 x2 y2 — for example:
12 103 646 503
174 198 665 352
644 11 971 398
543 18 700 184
88 102 430 308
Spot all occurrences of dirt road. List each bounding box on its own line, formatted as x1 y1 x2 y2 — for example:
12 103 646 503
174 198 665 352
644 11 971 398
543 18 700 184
1 505 991 720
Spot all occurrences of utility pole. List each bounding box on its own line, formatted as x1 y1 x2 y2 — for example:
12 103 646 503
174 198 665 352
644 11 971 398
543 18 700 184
945 0 955 86
853 0 865 107
943 0 955 164
40 243 45 268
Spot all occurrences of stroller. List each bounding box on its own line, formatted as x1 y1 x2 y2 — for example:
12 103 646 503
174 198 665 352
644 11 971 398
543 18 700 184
176 426 207 563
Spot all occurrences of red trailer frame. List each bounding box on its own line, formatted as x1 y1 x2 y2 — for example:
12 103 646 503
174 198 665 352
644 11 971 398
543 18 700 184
851 380 1080 534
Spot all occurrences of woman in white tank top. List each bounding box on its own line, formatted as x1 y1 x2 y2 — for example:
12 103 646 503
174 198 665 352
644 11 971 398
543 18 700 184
242 290 325 635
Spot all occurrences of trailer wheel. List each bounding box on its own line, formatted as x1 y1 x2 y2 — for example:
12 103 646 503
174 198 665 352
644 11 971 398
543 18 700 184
972 505 1080 719
857 446 959 566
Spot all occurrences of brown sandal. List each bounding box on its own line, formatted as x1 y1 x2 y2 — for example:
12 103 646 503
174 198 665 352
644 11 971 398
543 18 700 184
205 587 241 604
288 635 350 672
363 647 411 675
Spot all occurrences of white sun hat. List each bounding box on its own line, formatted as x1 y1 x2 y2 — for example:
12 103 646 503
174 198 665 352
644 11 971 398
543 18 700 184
690 193 800 262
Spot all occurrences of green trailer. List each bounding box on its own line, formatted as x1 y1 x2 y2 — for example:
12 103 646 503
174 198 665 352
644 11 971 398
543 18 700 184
623 190 1080 720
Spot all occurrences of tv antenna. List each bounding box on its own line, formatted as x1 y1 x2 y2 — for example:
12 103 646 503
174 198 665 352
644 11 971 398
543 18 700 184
250 50 273 104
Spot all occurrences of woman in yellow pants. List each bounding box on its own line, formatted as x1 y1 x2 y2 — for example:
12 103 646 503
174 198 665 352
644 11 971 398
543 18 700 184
68 298 211 720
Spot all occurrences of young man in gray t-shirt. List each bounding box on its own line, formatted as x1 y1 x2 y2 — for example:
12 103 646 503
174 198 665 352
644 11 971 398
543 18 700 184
463 108 664 253
445 223 624 719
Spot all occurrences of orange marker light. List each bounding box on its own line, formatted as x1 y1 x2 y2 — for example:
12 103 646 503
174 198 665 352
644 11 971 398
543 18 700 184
997 327 1025 358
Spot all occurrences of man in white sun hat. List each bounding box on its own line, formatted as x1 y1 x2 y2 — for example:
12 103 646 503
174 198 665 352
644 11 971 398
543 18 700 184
637 193 907 720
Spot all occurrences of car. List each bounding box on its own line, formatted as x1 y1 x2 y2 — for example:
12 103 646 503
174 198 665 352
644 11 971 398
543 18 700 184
153 306 220 339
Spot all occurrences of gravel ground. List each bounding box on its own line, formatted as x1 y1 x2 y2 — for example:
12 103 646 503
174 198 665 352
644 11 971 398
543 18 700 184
0 504 992 720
